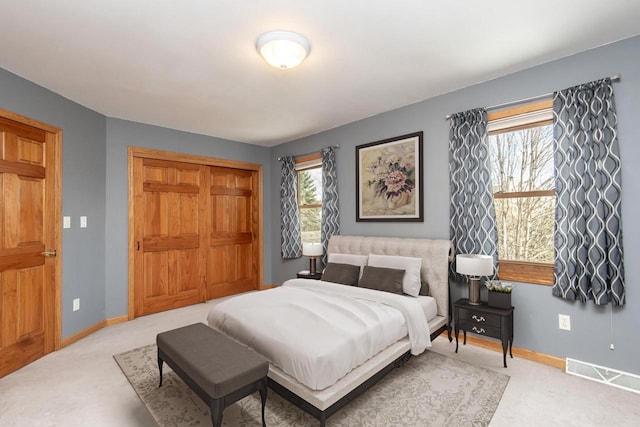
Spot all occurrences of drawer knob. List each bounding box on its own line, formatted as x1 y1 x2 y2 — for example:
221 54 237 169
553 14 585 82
472 326 486 334
472 315 486 322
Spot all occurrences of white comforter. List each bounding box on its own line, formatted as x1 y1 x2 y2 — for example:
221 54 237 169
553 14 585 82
206 279 431 390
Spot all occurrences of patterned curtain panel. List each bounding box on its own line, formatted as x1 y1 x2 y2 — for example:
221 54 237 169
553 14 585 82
280 156 302 259
321 146 340 266
552 78 625 305
449 108 499 280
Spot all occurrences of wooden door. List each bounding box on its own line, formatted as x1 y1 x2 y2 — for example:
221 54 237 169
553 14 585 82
129 148 262 318
132 158 207 317
206 166 259 299
0 113 60 378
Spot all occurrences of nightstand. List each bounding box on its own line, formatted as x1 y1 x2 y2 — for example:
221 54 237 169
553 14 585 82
296 270 322 280
453 298 514 367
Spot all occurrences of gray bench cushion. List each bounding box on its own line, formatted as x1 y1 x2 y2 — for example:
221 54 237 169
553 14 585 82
156 323 268 398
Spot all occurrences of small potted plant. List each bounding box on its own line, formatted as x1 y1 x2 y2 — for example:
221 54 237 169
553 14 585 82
485 280 514 309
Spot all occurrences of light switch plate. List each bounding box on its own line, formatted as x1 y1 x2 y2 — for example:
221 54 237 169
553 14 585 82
63 216 71 229
80 216 87 228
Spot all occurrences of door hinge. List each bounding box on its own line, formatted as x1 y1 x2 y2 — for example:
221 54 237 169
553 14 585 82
42 249 57 257
137 241 140 251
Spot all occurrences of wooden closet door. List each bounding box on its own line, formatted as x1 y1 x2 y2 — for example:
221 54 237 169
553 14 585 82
133 158 207 316
206 166 259 299
0 118 58 377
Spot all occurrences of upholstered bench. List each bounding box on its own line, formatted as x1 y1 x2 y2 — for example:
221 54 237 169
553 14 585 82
156 323 268 427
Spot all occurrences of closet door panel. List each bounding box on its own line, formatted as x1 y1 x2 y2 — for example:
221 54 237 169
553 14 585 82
206 167 258 299
133 159 204 316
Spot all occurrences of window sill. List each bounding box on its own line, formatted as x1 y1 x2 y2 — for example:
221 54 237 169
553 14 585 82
498 260 553 286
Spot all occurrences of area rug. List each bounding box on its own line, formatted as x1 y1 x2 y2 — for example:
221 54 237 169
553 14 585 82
114 344 509 426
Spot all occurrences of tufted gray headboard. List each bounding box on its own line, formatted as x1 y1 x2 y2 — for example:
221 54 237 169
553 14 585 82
327 235 454 321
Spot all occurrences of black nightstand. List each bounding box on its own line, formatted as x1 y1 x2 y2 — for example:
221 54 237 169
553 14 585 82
297 270 322 280
453 298 514 367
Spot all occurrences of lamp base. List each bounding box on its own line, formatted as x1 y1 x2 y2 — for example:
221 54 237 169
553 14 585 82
309 258 317 275
468 277 481 305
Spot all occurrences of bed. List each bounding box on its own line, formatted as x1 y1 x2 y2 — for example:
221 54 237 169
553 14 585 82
207 235 453 425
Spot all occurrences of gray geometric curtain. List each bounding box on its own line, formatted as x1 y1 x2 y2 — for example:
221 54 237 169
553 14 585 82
280 156 302 259
449 108 499 280
552 78 625 305
321 146 340 266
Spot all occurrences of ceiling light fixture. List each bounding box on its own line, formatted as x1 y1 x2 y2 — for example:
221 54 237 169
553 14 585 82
256 30 310 70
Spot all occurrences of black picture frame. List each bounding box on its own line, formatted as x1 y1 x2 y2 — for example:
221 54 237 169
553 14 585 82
356 132 424 222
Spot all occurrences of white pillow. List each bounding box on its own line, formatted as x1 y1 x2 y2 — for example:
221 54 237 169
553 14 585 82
327 253 368 277
367 254 422 297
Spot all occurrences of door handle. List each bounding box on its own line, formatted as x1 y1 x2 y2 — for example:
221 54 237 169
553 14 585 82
42 249 57 257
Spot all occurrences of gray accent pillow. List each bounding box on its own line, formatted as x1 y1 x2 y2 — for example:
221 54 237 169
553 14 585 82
358 266 405 295
322 262 361 286
419 280 429 296
327 253 368 278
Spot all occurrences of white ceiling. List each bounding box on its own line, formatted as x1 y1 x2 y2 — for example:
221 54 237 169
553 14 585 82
2 1 640 147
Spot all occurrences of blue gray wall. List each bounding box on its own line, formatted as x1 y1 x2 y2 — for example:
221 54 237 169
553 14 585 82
2 34 638 375
0 68 107 339
0 69 272 339
270 36 640 375
104 119 272 317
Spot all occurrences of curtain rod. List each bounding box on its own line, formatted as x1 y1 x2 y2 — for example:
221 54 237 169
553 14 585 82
444 74 621 120
278 144 340 161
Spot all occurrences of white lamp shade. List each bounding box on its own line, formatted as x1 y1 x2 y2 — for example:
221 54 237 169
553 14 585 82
302 242 323 257
456 254 493 277
256 31 310 69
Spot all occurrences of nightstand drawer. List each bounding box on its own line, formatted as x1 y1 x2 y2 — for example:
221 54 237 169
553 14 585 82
457 321 501 339
457 307 501 328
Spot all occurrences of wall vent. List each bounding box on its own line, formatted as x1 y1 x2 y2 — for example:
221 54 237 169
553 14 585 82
566 358 640 394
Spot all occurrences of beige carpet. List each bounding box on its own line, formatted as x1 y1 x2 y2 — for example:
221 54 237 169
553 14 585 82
114 344 509 426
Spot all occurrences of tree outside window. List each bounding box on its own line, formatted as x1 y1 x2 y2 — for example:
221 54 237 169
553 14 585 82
488 101 555 285
297 165 322 244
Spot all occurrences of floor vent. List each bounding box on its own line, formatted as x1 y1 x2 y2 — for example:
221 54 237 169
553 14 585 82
566 358 640 394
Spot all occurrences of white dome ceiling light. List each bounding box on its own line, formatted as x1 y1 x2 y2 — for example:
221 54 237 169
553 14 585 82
256 30 310 69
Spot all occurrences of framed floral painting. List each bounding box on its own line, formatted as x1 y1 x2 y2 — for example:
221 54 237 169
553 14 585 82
356 132 424 222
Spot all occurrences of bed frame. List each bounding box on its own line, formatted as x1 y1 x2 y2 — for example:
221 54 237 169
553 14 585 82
267 235 454 426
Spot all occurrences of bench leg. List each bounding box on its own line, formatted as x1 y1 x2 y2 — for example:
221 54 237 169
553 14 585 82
210 398 224 427
258 377 268 427
157 350 164 388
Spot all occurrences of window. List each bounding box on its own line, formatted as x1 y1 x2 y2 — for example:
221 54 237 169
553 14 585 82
296 155 322 244
488 100 554 285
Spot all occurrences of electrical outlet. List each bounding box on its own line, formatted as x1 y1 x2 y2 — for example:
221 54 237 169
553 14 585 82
73 298 80 312
559 314 571 331
63 216 71 229
80 216 87 228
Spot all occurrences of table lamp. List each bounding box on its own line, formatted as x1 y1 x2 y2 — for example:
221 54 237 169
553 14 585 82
456 254 493 305
302 242 323 275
